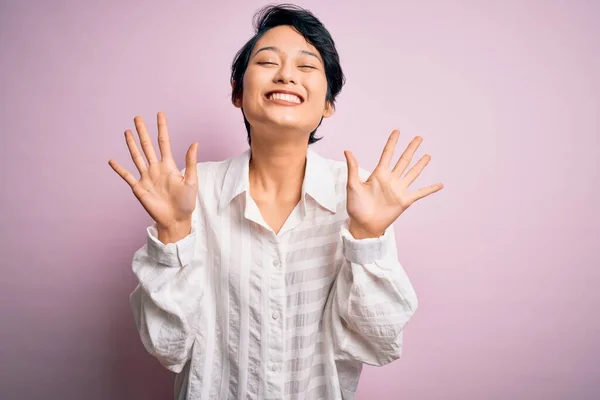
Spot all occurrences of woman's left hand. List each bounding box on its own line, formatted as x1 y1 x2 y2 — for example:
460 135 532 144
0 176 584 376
345 129 444 239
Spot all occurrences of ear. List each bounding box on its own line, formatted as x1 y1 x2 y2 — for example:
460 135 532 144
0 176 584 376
231 80 243 108
322 100 334 118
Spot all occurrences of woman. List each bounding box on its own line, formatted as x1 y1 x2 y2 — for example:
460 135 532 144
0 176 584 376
108 4 443 400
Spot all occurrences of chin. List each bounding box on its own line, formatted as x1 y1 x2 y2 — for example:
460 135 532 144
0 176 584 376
246 109 320 134
251 114 303 130
271 112 321 128
273 120 315 134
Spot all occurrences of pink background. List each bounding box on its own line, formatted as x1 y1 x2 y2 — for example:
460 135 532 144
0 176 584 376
1 0 599 399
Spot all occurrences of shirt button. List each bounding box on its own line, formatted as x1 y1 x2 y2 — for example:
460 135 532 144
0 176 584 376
272 311 280 320
272 259 280 267
271 364 279 372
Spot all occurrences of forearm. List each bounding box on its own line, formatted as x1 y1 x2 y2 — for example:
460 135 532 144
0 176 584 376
130 217 202 372
329 221 418 366
130 272 200 372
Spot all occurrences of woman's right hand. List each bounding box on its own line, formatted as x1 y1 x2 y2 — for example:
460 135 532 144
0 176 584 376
108 112 199 241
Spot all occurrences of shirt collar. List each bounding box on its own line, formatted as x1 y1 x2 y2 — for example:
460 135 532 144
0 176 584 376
218 147 337 214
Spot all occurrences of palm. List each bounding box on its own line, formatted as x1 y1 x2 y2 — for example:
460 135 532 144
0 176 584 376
132 159 197 229
108 112 199 230
345 130 444 237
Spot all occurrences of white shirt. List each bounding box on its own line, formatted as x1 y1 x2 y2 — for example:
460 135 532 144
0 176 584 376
129 147 418 400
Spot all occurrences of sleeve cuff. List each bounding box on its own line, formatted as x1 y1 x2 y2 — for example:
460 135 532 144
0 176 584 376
340 220 394 264
146 214 197 268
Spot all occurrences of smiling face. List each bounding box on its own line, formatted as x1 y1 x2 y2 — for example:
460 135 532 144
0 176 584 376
233 25 334 142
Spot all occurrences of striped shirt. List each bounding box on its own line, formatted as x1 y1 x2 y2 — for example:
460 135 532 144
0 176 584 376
129 147 418 400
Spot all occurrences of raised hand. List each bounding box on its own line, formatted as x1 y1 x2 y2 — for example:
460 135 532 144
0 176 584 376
344 129 444 239
108 112 199 242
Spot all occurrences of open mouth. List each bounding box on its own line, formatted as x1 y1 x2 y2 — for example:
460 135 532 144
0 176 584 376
265 91 304 104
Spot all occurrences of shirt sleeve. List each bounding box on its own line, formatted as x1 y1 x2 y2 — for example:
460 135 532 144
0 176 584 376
129 168 205 373
326 219 419 366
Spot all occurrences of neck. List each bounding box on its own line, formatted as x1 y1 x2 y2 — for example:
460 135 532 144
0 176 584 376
248 133 308 203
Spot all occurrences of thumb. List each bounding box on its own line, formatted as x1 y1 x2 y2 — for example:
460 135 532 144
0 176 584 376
183 142 199 186
344 150 360 188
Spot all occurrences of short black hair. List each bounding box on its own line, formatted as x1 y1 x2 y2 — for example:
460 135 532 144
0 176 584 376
230 3 345 145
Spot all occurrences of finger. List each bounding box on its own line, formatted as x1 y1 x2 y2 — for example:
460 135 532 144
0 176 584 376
108 159 138 188
183 142 199 186
125 130 148 175
410 182 444 202
134 116 159 165
156 111 173 161
344 150 360 188
376 129 400 171
392 136 423 177
402 153 431 186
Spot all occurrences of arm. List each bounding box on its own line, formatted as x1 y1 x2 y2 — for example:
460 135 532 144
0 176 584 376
328 220 418 366
129 175 205 373
108 112 203 373
331 130 443 364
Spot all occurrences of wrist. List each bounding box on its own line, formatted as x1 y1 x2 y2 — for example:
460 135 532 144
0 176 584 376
348 219 383 240
157 218 192 244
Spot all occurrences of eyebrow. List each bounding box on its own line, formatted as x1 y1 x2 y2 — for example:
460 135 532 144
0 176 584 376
252 46 322 64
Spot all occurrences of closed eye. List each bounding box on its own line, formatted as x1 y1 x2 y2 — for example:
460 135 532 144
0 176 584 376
257 61 277 66
299 65 316 69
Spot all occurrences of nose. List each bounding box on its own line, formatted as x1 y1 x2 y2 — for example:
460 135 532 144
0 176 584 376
273 59 297 85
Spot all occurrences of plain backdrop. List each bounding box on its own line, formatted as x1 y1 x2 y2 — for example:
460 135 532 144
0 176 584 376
1 0 599 399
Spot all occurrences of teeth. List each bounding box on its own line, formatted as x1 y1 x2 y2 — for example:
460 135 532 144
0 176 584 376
269 92 302 103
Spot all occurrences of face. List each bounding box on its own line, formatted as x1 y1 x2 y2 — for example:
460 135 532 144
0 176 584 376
233 25 333 141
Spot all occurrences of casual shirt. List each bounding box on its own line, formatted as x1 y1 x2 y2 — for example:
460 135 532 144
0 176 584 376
129 147 418 400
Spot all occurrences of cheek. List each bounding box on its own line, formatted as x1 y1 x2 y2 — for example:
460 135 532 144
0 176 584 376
308 76 329 103
242 71 270 105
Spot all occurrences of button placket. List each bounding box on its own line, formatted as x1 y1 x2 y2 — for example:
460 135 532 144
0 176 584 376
266 240 285 396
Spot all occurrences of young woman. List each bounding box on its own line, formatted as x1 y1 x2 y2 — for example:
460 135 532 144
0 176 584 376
108 4 443 400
